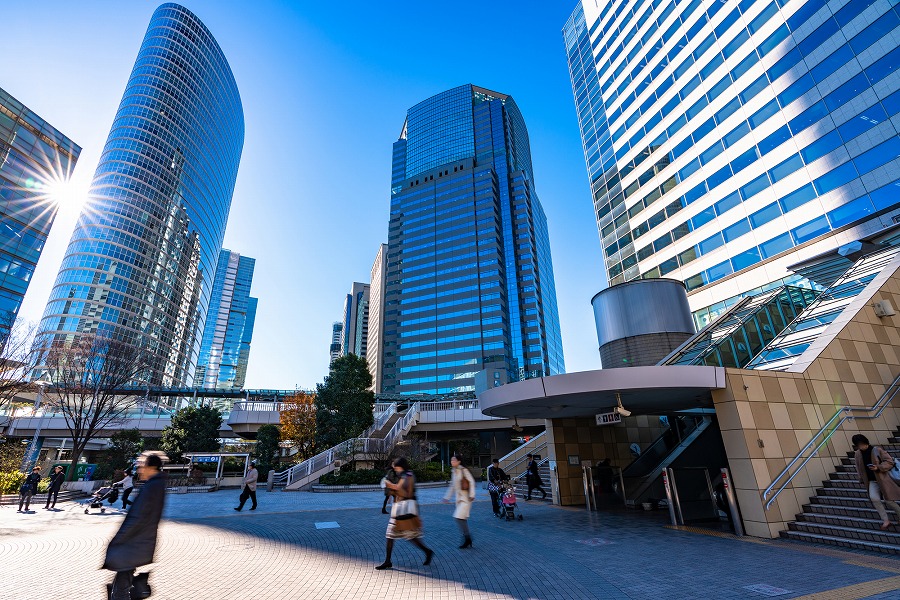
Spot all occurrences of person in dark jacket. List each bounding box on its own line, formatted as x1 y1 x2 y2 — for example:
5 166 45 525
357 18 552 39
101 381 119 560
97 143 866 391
18 466 41 512
382 465 400 514
525 454 547 501
44 465 65 510
486 459 508 516
104 452 167 600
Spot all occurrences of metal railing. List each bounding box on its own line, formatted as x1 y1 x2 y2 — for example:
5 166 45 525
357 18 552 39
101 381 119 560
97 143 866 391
231 401 288 412
363 402 398 438
504 437 548 480
762 372 900 510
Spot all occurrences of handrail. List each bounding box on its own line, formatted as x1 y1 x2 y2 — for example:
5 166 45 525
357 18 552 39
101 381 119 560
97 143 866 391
763 372 900 510
362 402 397 438
506 440 548 479
512 456 551 483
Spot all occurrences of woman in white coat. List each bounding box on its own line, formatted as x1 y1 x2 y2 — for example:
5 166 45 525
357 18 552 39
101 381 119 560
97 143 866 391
443 454 476 548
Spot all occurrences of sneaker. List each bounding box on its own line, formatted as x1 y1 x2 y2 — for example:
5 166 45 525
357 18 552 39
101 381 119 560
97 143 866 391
234 507 241 511
375 562 392 570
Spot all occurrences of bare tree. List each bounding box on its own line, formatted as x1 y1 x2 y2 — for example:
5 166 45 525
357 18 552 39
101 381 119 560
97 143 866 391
0 314 39 412
40 335 149 480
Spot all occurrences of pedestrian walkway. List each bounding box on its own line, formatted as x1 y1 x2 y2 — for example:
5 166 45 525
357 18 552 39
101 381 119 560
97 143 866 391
1 488 899 599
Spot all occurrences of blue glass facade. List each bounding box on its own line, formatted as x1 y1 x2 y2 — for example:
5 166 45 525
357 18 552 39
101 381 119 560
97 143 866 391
0 87 80 337
196 250 256 389
381 85 565 395
564 0 900 327
37 3 243 385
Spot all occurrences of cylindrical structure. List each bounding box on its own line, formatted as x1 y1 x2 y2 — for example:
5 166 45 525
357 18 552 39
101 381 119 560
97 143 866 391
591 279 694 368
37 4 244 386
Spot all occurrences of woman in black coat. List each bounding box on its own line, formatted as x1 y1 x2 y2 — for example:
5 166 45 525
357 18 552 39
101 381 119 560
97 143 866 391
44 465 65 510
104 452 167 600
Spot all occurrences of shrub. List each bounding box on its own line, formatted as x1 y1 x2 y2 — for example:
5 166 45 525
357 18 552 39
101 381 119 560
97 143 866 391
0 470 25 494
37 479 50 493
317 463 449 486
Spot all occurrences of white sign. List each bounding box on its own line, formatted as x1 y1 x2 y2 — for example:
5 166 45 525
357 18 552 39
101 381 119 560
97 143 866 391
595 411 622 426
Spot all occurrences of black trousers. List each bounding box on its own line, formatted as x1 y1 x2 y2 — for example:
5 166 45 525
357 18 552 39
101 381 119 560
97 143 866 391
110 570 133 600
237 485 257 509
45 488 61 508
121 488 133 509
489 490 500 514
527 483 546 499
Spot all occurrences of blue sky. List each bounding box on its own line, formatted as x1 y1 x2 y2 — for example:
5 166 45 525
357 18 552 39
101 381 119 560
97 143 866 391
1 1 605 389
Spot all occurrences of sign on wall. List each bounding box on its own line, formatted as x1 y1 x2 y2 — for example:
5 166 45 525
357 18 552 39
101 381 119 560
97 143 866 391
595 411 622 426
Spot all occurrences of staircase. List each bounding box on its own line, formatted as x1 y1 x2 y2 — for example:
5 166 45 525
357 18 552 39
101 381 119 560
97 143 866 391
781 428 900 555
511 458 553 503
1 488 86 506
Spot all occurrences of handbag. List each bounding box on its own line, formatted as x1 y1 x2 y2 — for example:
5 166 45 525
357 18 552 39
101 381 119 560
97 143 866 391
393 514 422 532
883 448 900 484
460 472 470 492
394 498 419 520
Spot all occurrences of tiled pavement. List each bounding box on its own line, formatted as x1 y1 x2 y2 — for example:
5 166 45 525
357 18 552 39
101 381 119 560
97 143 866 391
1 487 899 599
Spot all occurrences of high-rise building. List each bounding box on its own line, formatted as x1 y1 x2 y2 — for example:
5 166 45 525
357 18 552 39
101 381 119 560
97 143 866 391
564 0 900 328
329 321 343 363
341 282 370 358
381 84 565 395
0 87 80 338
195 249 257 389
367 243 387 393
36 4 243 385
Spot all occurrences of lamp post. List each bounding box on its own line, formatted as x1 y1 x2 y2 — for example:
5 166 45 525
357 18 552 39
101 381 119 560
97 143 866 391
21 371 52 471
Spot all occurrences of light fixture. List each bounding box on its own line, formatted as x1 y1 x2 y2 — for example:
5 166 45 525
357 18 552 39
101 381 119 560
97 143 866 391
614 392 631 418
512 417 524 432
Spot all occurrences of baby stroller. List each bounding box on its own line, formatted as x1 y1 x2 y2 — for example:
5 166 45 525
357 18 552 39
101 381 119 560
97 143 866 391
498 481 523 521
83 485 119 514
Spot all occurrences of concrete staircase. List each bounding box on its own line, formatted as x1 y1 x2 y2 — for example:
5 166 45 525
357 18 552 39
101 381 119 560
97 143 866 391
1 489 87 507
512 459 554 503
781 429 900 555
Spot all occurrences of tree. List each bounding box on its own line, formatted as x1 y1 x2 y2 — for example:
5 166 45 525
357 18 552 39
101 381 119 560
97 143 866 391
40 335 149 480
0 315 39 412
254 424 281 479
160 405 222 463
315 354 374 450
279 391 317 461
106 428 144 469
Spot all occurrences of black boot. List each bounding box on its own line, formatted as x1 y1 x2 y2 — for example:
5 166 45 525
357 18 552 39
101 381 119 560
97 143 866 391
460 535 473 549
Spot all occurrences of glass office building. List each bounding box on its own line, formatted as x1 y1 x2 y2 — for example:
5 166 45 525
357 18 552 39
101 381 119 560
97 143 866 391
37 3 243 385
195 250 257 389
381 85 565 395
340 282 370 358
564 0 900 328
0 87 80 339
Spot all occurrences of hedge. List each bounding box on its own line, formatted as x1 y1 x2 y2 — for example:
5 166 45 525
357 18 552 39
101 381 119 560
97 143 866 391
319 463 450 486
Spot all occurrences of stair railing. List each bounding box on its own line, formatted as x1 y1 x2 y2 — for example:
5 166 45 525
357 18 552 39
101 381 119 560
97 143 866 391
504 439 548 480
763 372 900 510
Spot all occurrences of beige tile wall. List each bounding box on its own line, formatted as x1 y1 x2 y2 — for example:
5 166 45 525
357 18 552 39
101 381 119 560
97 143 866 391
714 266 900 538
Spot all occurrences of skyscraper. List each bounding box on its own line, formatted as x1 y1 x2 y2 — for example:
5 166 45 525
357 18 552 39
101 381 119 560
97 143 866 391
381 84 565 395
329 321 343 363
0 87 80 338
37 4 243 385
564 0 900 328
195 249 257 390
367 244 387 393
341 282 369 358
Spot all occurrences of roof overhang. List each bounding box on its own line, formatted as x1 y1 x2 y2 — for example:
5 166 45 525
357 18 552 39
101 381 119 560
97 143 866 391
478 366 726 419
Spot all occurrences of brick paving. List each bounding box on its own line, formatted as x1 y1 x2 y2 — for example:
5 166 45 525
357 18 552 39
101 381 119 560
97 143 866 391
0 486 898 599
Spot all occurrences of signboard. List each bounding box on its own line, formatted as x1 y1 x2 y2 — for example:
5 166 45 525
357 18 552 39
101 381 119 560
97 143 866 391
191 456 220 463
52 463 97 481
595 411 622 426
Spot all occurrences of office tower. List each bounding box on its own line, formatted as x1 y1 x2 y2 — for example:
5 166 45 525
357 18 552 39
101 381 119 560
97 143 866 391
367 243 387 392
0 87 81 338
564 0 900 327
329 321 343 363
381 84 565 395
341 282 370 358
37 4 243 385
195 250 257 389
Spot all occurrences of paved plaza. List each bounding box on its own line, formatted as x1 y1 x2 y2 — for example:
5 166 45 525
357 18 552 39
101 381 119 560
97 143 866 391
1 486 900 599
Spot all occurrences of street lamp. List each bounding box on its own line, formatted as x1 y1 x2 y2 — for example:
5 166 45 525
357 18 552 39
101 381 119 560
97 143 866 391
21 370 52 471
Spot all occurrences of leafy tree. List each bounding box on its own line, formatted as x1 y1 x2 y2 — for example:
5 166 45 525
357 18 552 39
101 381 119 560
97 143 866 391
39 335 149 480
315 354 374 450
254 424 281 479
106 428 144 469
279 391 317 461
160 405 222 463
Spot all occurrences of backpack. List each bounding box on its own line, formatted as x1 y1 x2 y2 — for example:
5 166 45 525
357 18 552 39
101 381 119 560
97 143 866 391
884 448 900 484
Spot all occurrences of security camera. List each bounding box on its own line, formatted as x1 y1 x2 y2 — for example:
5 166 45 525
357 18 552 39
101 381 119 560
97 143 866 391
615 406 631 418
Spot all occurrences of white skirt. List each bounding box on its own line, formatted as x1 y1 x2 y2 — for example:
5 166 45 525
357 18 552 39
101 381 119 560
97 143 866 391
453 497 472 520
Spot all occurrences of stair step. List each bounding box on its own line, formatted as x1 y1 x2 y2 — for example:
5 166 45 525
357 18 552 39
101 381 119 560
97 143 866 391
816 486 868 499
788 521 900 546
796 512 900 531
804 503 900 521
780 530 900 555
808 495 900 510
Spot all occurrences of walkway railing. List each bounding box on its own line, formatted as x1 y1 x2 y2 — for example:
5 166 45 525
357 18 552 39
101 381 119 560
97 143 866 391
363 402 398 438
763 372 900 510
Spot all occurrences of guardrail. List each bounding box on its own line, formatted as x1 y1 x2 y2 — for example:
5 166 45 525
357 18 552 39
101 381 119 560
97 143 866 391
762 372 900 510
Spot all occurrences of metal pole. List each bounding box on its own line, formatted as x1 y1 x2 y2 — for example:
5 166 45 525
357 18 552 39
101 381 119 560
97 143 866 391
661 469 678 526
668 468 685 525
582 465 596 511
22 384 48 471
617 467 626 506
720 468 744 536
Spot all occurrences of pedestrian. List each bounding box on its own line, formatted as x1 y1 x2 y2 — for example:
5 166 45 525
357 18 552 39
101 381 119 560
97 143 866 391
234 460 258 511
443 453 476 548
382 464 400 514
18 466 41 512
120 468 135 510
44 465 65 510
486 458 508 516
852 434 900 530
376 457 434 570
525 454 547 500
103 451 167 600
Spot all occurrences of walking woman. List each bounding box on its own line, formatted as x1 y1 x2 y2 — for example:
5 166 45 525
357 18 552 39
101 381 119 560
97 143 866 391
443 454 476 548
376 457 434 570
525 454 547 500
852 434 900 530
119 469 135 510
44 465 65 510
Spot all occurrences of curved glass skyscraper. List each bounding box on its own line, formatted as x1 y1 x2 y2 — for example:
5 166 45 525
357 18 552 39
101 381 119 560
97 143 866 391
37 3 244 386
381 85 564 395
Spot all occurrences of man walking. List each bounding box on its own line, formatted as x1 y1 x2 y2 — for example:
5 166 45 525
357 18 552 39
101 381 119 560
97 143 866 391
486 459 508 516
44 465 65 510
525 454 547 501
235 460 258 511
104 452 167 600
18 466 41 512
